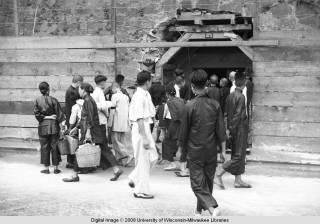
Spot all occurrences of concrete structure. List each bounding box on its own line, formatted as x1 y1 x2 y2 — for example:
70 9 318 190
0 0 320 164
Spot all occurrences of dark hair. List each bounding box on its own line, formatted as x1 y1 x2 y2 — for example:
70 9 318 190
94 75 107 84
136 70 151 86
72 75 84 83
39 82 50 95
115 74 125 84
80 82 94 94
235 71 246 87
190 69 208 89
175 68 184 77
165 84 176 96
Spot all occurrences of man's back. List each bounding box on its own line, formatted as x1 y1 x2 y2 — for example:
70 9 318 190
206 86 220 102
149 81 165 107
179 93 226 160
226 89 247 134
112 92 130 132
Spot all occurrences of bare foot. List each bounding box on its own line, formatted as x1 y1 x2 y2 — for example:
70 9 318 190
214 175 225 190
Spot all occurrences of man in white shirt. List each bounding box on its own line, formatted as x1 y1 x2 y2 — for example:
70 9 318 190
128 71 158 199
92 75 120 172
92 76 113 125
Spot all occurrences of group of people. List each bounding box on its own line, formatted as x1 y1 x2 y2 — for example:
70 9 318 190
33 66 253 215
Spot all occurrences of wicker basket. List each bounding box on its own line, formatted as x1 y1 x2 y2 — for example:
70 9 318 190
76 143 101 168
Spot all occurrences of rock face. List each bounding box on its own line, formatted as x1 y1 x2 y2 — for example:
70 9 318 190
1 0 112 36
0 0 319 82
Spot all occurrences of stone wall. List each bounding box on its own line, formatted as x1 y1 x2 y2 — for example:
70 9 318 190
0 0 319 84
0 0 112 36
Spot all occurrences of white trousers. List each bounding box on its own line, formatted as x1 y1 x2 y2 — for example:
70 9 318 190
112 132 130 159
128 121 158 194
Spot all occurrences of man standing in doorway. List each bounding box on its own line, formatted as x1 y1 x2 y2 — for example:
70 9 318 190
215 71 252 189
206 73 221 103
128 71 158 199
178 69 226 216
65 75 83 169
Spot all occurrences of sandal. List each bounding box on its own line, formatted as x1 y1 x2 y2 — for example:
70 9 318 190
234 183 252 188
40 169 50 174
133 193 154 199
175 171 190 177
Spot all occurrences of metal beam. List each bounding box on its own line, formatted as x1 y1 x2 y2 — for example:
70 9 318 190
103 40 277 49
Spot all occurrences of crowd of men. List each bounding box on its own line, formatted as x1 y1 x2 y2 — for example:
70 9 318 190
34 66 253 216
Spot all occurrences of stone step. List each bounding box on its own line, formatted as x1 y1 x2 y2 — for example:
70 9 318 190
0 139 39 151
247 148 320 166
1 139 319 166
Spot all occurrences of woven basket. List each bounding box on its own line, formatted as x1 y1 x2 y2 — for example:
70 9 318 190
76 143 101 168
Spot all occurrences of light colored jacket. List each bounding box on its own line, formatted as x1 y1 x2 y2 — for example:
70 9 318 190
111 90 130 132
92 86 113 125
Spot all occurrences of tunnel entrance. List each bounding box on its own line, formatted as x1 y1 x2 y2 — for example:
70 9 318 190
162 46 253 86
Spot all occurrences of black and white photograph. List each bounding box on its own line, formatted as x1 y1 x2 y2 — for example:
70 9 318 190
0 0 320 222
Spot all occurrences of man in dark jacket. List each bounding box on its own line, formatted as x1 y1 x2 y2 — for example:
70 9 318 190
178 69 226 216
216 71 252 189
149 76 166 140
162 85 185 171
168 68 195 102
65 75 83 168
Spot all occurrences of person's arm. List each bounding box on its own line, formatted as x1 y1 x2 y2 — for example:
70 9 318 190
176 105 191 161
33 100 45 122
53 98 65 124
215 104 227 157
69 105 78 127
178 105 190 155
79 100 93 143
137 118 150 149
228 95 244 135
110 94 118 108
